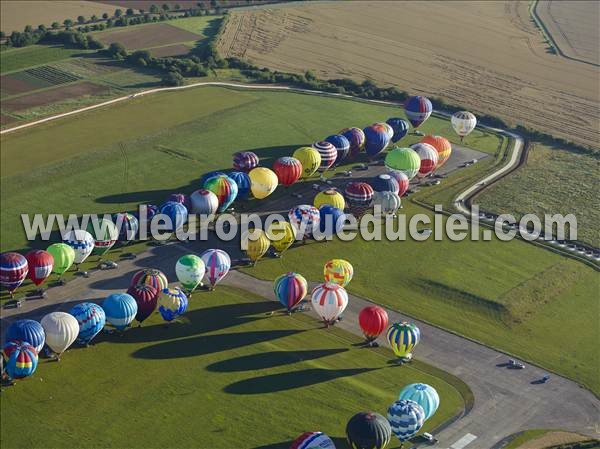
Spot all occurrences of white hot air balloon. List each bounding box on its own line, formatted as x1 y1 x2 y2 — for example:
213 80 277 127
190 189 219 216
311 282 348 326
40 312 80 358
63 229 95 266
451 111 477 141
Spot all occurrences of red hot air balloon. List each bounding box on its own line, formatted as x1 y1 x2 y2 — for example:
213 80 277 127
0 252 28 298
127 284 158 324
25 250 54 286
273 156 302 186
359 306 389 344
312 141 337 172
387 170 410 197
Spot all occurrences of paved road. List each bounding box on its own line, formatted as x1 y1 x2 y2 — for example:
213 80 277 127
2 243 598 449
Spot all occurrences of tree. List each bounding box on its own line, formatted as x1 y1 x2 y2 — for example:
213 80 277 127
102 12 109 19
77 16 86 24
63 19 73 28
150 4 159 14
24 25 33 33
126 8 134 16
174 4 181 10
91 15 98 22
305 70 316 81
162 4 170 11
162 71 184 86
0 31 5 39
37 24 47 32
114 8 123 17
106 42 127 59
51 22 60 29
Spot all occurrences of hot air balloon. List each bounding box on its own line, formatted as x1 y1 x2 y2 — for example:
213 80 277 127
371 174 400 195
40 312 79 356
313 141 337 171
200 170 226 186
387 322 421 361
314 189 345 210
158 201 188 231
0 252 28 297
421 135 452 169
63 230 95 267
127 283 158 324
5 319 45 353
340 127 366 158
311 282 348 325
69 302 106 345
175 255 205 293
384 148 421 180
135 204 158 227
293 147 321 179
290 432 336 449
374 191 402 216
200 249 231 290
228 171 252 201
233 151 259 172
273 272 307 313
324 259 353 287
190 189 219 216
273 156 302 186
103 293 137 331
363 124 390 157
359 306 389 344
387 170 410 197
166 193 189 208
379 122 394 142
158 287 188 322
387 400 426 443
451 111 477 141
242 229 270 264
1 341 38 380
325 134 350 164
411 143 439 178
131 268 168 292
47 243 75 278
346 412 392 449
203 174 238 212
249 167 278 199
86 218 118 256
398 383 439 421
112 212 139 244
317 205 345 238
289 205 320 238
404 96 432 128
266 221 296 256
344 182 374 218
386 118 410 143
25 250 53 286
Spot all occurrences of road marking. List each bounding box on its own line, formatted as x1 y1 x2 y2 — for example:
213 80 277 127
450 433 478 449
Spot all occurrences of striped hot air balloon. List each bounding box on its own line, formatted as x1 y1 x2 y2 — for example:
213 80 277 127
289 205 320 238
200 249 231 289
273 156 302 186
233 151 259 172
127 283 158 324
371 174 400 195
69 302 106 345
451 111 477 141
228 171 252 200
359 306 389 343
387 399 426 442
384 148 421 180
386 118 410 143
63 230 94 266
314 189 345 210
411 142 439 178
158 287 188 322
340 127 365 158
346 412 392 449
323 259 353 287
398 383 440 421
312 141 337 171
273 272 308 312
324 134 350 165
387 170 410 197
86 218 118 256
290 432 336 449
404 95 432 128
1 341 38 380
25 250 53 286
421 135 452 169
158 201 188 231
374 191 402 216
102 293 137 331
203 175 238 213
344 182 374 218
311 282 348 325
5 320 45 353
190 189 219 216
130 269 168 292
293 147 321 179
0 252 28 297
387 321 421 360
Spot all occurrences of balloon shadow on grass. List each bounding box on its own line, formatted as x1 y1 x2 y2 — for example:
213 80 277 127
253 438 350 449
206 348 348 372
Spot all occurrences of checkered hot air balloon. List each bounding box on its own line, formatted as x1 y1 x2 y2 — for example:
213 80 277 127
200 249 231 289
411 143 439 178
371 174 400 195
404 95 432 128
421 135 452 169
340 127 366 157
325 134 350 164
25 250 53 286
387 170 410 197
1 341 38 380
311 282 348 325
127 283 158 324
5 320 45 353
313 140 337 171
63 230 95 266
233 151 259 172
131 268 168 292
203 174 238 213
158 287 188 322
359 305 389 343
289 205 320 238
323 259 353 287
398 383 440 421
273 156 302 186
190 189 219 216
387 321 421 360
387 399 426 442
290 431 336 449
273 272 307 313
69 302 106 345
386 118 410 143
0 252 28 297
102 293 137 331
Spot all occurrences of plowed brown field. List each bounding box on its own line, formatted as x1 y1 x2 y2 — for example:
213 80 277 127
94 23 200 50
218 1 599 149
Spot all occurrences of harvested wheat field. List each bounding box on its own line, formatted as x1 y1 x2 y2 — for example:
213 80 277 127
218 1 599 149
94 23 201 50
536 0 599 65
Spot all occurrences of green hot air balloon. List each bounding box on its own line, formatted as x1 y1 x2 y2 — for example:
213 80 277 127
47 243 75 277
384 147 421 180
86 218 118 256
175 255 206 294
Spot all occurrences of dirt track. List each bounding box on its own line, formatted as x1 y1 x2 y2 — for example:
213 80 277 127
217 1 599 149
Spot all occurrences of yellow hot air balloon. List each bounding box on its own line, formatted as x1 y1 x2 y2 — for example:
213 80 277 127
266 221 296 256
249 167 279 199
314 189 345 210
324 259 354 287
242 229 271 264
293 147 321 179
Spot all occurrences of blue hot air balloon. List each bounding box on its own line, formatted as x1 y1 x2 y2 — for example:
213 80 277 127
317 205 345 238
102 293 137 331
5 319 45 353
363 124 390 157
158 201 188 231
324 134 351 164
387 399 426 442
200 170 226 186
386 118 410 142
399 383 439 421
158 287 188 322
69 302 106 345
1 341 38 380
228 171 252 200
404 96 433 128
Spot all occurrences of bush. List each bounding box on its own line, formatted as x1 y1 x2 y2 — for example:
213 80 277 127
106 42 128 59
162 71 184 86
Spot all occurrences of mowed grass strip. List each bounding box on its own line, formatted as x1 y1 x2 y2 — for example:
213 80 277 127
0 287 465 448
93 22 202 50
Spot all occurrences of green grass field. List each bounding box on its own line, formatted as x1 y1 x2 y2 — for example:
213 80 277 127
477 143 600 246
0 45 91 74
0 287 465 449
1 86 597 395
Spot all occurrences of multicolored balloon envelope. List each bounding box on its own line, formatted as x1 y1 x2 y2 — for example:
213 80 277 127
249 167 278 199
0 252 28 295
1 341 38 380
324 259 353 287
386 118 410 143
404 95 432 128
273 156 302 186
289 205 320 237
363 124 390 157
358 306 389 342
312 141 337 171
387 399 426 442
86 218 118 256
203 175 238 212
158 201 188 231
175 254 205 291
102 293 137 331
346 412 392 449
200 249 231 289
387 170 410 197
127 283 158 324
63 230 95 265
421 135 452 169
290 431 336 449
190 189 219 216
344 182 374 218
228 171 252 200
158 287 188 322
273 272 307 312
384 148 421 180
324 134 350 164
411 143 439 178
311 282 348 324
398 383 440 421
25 250 53 286
293 147 321 179
131 268 168 292
387 321 421 359
340 127 365 158
112 212 139 243
41 312 79 355
69 302 106 345
5 319 45 353
233 151 259 172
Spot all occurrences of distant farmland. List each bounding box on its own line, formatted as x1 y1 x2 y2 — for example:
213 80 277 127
217 0 599 149
94 22 202 50
2 81 109 112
